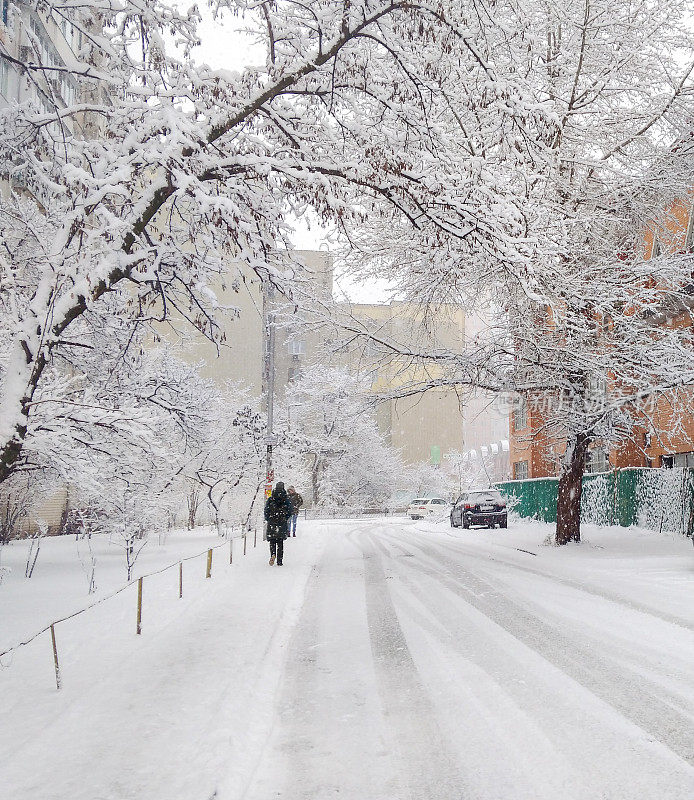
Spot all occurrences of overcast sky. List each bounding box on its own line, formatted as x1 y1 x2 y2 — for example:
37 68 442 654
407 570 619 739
188 8 389 304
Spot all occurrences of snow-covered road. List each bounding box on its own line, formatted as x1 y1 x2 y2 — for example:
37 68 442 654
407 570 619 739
2 518 694 799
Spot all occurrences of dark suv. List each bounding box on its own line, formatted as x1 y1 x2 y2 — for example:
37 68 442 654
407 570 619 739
450 489 507 529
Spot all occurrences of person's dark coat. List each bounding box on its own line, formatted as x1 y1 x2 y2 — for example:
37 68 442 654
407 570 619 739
288 489 303 514
264 485 294 540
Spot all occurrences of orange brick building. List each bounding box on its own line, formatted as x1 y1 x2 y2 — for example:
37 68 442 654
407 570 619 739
509 197 694 479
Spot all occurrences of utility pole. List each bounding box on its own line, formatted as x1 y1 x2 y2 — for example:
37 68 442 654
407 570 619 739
262 281 276 539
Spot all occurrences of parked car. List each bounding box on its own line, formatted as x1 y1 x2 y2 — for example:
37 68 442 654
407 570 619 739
406 497 449 520
450 489 507 529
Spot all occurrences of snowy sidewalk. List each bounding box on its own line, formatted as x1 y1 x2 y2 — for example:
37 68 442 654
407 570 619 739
2 518 694 799
1 524 327 800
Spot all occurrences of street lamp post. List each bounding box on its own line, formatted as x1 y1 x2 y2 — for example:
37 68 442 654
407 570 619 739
263 282 277 540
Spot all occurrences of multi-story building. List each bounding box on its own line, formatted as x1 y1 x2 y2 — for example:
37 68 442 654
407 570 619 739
159 249 333 392
0 3 84 119
166 253 496 469
342 301 467 465
1 4 95 532
509 196 694 479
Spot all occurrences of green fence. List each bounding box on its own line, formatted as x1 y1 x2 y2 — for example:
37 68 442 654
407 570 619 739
496 467 694 535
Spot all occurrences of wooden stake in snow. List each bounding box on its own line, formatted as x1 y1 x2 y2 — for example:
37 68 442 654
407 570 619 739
50 624 61 691
243 531 247 555
254 527 257 548
136 577 143 635
179 561 183 598
206 548 212 579
229 538 233 565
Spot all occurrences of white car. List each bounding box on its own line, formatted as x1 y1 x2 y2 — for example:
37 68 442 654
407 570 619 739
406 497 449 520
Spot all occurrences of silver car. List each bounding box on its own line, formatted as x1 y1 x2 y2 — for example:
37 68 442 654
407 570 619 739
450 490 507 529
407 497 449 520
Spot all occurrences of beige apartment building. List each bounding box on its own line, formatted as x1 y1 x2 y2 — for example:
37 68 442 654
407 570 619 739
162 249 333 393
341 301 466 464
171 257 467 466
167 251 509 471
1 2 95 531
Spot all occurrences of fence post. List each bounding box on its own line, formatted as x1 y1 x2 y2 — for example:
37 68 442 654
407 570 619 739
229 537 233 564
50 624 61 690
680 467 687 536
206 548 212 579
179 561 183 598
254 527 257 548
136 577 143 635
243 531 247 555
686 469 694 538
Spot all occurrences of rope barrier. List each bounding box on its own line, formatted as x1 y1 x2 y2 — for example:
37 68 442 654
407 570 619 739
0 531 246 660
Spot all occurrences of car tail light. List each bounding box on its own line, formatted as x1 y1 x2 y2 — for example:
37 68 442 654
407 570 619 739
464 504 472 510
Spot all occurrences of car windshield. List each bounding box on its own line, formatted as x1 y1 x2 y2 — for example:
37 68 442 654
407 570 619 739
410 499 428 505
468 491 503 504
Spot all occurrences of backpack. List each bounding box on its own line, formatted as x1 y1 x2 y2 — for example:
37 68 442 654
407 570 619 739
267 495 289 527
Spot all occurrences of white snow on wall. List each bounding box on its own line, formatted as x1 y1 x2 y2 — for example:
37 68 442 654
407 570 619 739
636 467 691 534
581 474 611 526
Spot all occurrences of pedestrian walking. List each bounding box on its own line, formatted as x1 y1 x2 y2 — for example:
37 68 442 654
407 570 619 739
287 485 303 536
264 481 294 566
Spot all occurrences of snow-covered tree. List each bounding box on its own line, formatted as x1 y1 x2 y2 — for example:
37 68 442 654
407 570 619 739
403 460 454 501
186 392 267 535
342 0 694 544
442 449 500 496
285 366 401 508
497 0 694 545
0 0 544 489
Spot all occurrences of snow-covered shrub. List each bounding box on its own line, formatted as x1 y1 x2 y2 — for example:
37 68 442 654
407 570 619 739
405 461 455 502
88 490 157 581
636 468 689 534
285 367 403 510
580 474 611 526
0 475 39 543
24 520 46 579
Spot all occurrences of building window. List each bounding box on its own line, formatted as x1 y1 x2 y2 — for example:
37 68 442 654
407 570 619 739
685 206 694 253
588 374 606 397
288 366 302 383
651 237 662 259
0 55 9 98
513 396 527 431
513 460 528 480
1 0 8 27
288 340 305 356
662 452 694 468
586 374 607 412
585 447 608 474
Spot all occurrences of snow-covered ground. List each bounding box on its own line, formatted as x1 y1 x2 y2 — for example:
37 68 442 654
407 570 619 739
1 516 693 799
0 526 243 652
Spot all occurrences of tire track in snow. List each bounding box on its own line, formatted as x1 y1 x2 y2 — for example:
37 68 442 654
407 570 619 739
241 533 403 800
378 525 694 700
376 529 694 767
437 527 694 633
361 534 470 800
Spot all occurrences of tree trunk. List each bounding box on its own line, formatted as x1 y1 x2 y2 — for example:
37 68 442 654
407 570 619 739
207 486 222 537
311 454 321 506
556 433 590 545
187 489 200 530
